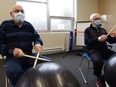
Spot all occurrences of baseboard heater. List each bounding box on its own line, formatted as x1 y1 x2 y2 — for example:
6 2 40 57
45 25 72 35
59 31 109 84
42 48 65 54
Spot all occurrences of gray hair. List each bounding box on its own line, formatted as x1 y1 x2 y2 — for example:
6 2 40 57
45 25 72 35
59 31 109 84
90 13 100 21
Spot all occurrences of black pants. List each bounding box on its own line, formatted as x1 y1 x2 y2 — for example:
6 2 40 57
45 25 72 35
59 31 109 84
5 53 51 87
89 49 115 77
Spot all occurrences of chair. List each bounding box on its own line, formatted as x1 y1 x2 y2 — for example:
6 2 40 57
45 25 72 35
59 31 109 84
2 57 8 87
4 70 13 87
2 56 13 87
78 45 112 84
78 50 92 84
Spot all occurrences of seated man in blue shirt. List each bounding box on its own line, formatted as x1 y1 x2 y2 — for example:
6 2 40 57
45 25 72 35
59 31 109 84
84 13 116 87
0 4 51 86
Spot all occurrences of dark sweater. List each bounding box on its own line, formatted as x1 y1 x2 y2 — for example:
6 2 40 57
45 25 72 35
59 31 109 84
84 24 116 50
0 20 43 56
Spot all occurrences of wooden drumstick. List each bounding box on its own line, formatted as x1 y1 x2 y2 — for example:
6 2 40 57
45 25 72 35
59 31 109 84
107 24 116 37
33 52 39 68
23 54 51 61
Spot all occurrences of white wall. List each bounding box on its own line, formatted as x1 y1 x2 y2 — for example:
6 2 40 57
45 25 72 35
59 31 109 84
0 0 15 23
77 0 98 21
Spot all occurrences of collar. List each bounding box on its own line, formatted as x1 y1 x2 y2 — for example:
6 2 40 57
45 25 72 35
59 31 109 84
12 20 26 27
90 24 99 30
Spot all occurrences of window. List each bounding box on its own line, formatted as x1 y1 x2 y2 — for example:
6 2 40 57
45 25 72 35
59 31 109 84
49 0 74 31
17 0 75 31
51 17 74 31
17 0 47 31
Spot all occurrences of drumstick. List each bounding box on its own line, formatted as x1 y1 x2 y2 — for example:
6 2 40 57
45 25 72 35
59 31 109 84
23 54 51 61
33 52 39 68
107 24 116 36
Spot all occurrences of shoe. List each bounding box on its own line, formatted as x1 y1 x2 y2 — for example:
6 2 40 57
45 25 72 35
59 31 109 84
96 77 106 87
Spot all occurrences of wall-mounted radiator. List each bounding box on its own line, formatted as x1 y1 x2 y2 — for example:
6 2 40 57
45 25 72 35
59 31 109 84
39 32 70 54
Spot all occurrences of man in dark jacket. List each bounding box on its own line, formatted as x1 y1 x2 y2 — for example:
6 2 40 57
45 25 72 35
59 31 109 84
84 13 116 87
0 4 51 86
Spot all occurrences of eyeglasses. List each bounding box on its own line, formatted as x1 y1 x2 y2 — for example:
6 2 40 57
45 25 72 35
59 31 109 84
12 9 24 13
94 18 101 20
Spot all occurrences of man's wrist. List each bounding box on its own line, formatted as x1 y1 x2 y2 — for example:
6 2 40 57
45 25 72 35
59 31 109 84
35 44 41 47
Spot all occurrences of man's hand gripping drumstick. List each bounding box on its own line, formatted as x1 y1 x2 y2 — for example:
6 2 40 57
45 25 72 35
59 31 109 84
13 48 50 61
98 24 116 42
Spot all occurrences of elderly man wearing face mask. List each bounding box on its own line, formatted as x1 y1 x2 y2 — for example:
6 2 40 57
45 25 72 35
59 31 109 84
0 4 51 86
84 13 116 87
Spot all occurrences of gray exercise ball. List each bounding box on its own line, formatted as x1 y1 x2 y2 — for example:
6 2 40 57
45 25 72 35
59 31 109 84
104 53 116 87
15 62 80 87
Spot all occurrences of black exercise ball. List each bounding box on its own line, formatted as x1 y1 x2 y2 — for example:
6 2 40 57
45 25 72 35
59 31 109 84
104 53 116 87
15 62 80 87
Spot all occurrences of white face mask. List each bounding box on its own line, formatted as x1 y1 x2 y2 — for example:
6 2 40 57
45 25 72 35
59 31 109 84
13 12 25 23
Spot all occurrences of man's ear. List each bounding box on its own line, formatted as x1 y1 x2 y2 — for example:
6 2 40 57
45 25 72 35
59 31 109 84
10 12 13 18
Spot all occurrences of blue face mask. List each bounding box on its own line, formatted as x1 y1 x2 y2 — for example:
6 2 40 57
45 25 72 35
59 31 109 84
94 20 102 28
